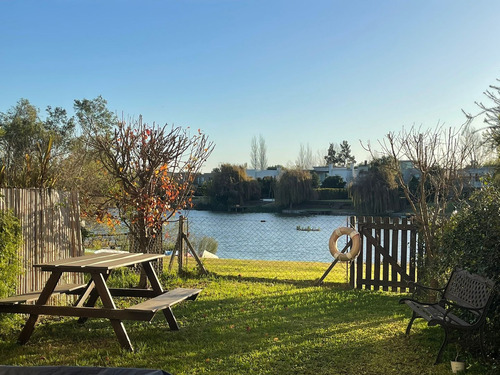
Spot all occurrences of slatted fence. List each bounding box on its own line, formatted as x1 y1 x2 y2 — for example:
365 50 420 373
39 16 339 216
0 188 84 294
349 216 421 292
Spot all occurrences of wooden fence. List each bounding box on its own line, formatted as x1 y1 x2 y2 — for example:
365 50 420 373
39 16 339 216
349 216 421 293
0 188 84 294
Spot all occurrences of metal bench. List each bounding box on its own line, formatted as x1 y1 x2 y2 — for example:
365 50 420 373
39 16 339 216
399 268 495 364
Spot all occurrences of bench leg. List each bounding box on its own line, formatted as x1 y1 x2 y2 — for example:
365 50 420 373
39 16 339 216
163 307 180 331
405 311 417 335
434 328 449 365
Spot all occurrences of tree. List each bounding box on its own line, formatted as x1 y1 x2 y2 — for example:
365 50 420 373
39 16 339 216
324 143 340 165
338 140 356 166
321 175 346 188
0 99 75 188
90 116 214 258
365 123 475 266
275 168 314 209
250 136 259 170
296 143 314 169
206 164 260 210
258 135 268 170
349 157 402 214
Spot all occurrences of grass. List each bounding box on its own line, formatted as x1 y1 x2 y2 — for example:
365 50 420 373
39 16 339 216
0 260 495 374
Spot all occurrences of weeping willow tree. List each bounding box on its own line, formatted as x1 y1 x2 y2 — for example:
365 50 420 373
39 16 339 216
275 168 314 209
349 157 403 214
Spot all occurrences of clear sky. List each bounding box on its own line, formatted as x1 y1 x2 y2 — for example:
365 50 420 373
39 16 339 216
1 0 499 172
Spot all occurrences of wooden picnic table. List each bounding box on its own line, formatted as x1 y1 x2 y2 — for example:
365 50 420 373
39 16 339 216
0 253 201 351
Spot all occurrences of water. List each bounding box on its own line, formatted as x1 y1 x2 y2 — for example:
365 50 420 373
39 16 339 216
179 210 349 263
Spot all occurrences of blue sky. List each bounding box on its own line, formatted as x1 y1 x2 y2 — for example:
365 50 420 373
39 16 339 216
1 0 499 172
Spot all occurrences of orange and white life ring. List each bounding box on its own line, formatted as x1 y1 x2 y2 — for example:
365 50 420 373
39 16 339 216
329 227 361 261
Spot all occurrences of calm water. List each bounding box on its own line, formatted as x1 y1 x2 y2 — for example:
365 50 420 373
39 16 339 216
179 210 349 263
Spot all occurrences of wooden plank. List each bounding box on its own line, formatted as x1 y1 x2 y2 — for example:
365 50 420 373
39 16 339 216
35 253 166 272
382 217 390 291
127 288 202 312
391 217 399 292
0 304 155 321
364 217 373 290
0 283 86 305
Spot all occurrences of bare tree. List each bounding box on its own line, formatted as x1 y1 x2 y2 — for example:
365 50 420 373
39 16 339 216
295 143 313 169
258 134 268 170
250 136 258 170
365 123 475 263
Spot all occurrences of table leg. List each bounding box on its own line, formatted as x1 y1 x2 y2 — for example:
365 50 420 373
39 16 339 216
91 271 133 352
141 261 164 294
77 271 110 324
18 271 62 345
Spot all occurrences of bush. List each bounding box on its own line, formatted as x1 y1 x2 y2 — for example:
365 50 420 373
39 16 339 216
315 188 349 200
0 209 22 298
321 176 346 188
0 209 22 333
436 182 500 360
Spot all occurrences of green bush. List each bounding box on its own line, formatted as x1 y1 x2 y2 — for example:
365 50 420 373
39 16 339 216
315 188 349 200
0 209 22 298
436 182 500 360
0 209 23 334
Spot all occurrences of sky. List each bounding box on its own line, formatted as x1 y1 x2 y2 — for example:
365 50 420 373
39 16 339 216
1 0 499 172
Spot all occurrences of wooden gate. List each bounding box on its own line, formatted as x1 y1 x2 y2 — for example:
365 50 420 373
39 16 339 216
349 216 421 292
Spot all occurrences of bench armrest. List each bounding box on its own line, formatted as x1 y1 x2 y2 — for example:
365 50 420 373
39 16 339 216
406 281 445 301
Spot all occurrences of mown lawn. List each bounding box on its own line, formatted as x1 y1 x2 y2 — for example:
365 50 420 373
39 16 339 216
0 259 494 374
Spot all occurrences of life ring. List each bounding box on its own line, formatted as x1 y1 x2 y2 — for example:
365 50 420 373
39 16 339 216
329 227 361 261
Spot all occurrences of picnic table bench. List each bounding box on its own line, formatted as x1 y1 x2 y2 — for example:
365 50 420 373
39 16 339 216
0 253 201 351
399 268 496 364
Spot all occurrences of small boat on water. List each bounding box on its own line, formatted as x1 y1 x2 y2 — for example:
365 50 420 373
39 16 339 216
296 226 320 232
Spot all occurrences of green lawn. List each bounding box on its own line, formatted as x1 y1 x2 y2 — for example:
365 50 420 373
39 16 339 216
0 260 494 374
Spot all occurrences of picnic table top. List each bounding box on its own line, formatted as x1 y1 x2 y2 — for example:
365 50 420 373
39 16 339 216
34 252 165 273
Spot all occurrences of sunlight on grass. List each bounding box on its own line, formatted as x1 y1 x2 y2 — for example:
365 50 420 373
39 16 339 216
0 259 492 374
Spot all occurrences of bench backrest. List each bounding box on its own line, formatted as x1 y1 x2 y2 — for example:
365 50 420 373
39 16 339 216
443 269 495 313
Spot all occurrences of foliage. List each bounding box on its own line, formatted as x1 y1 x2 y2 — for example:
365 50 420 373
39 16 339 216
321 175 345 188
89 116 214 255
0 260 494 374
0 99 75 188
0 208 22 333
338 140 356 166
350 157 403 214
324 142 340 165
324 141 355 166
315 188 349 200
196 236 218 256
0 209 22 298
257 176 275 199
205 164 260 210
275 168 314 209
435 182 500 360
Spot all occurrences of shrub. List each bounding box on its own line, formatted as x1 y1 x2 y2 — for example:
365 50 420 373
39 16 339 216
0 209 22 333
315 188 349 200
321 176 346 188
436 182 500 360
0 209 22 298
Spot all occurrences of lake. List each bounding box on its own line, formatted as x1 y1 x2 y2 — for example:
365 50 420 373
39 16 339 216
178 210 350 263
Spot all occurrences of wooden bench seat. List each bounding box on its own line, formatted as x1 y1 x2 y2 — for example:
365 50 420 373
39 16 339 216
125 288 202 326
0 283 87 305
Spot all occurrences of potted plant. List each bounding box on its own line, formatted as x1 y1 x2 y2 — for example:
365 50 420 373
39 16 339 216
450 344 466 373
